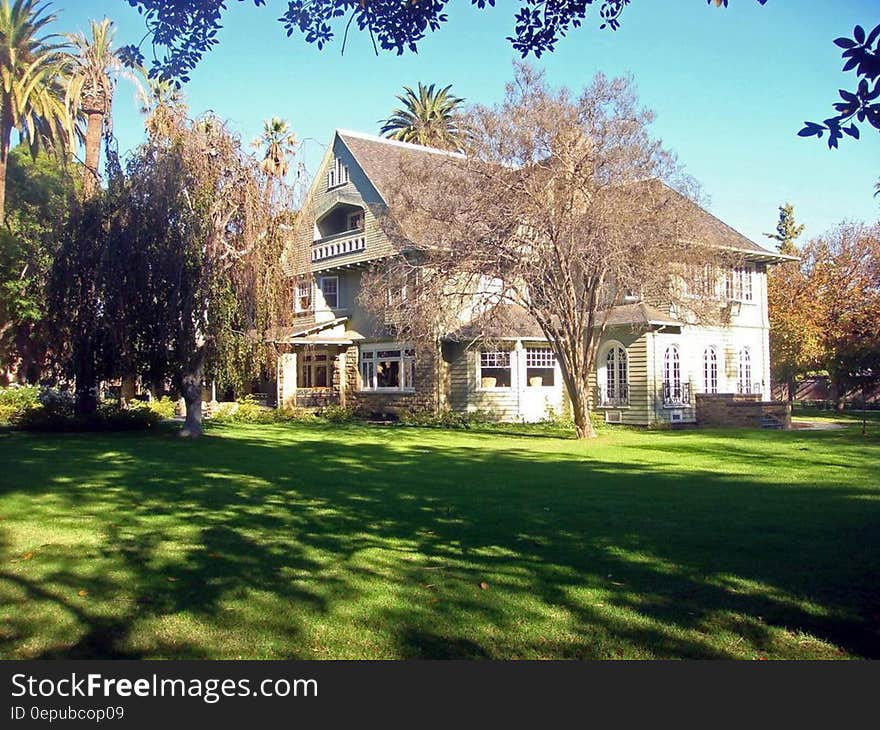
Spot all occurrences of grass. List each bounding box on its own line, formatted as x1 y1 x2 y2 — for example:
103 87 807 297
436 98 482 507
793 405 880 426
0 415 878 660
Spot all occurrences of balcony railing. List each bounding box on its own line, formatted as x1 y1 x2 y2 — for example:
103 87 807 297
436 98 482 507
663 382 691 407
598 384 629 407
312 230 366 262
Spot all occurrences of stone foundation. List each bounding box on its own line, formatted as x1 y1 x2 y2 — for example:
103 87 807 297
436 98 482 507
695 393 791 429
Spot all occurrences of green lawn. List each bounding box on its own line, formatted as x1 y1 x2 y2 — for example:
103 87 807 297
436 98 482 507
1 418 878 659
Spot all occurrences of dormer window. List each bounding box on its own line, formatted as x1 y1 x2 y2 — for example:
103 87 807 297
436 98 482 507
327 157 349 189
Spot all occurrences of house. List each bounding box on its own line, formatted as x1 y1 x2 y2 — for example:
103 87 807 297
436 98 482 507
273 129 792 426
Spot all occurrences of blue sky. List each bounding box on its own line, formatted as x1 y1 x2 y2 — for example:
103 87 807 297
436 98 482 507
59 0 879 249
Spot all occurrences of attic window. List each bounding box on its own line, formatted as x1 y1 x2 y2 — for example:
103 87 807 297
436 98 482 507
327 158 349 189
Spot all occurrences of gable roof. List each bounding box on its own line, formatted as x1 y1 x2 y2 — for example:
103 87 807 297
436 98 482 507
336 129 463 206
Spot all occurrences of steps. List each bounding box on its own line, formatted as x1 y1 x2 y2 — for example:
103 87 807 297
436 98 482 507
761 414 783 429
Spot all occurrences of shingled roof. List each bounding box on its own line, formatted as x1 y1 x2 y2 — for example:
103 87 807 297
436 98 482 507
337 130 463 206
443 304 546 342
335 130 789 261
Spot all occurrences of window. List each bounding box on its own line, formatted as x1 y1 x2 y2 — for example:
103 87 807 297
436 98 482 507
742 266 753 302
684 263 716 299
738 347 752 394
294 279 312 313
347 210 364 231
479 350 511 388
319 276 338 309
327 157 349 189
703 347 718 394
603 345 628 405
664 344 687 405
724 266 754 302
526 347 556 387
360 345 415 391
299 353 330 388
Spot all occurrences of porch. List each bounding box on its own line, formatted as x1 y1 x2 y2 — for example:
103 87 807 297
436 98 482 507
271 317 363 411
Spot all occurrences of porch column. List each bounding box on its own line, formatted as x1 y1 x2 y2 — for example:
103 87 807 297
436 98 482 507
278 351 298 409
335 348 346 407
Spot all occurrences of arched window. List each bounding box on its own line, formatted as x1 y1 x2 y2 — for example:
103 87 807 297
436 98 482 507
703 347 718 394
663 344 684 405
603 345 628 405
738 347 752 394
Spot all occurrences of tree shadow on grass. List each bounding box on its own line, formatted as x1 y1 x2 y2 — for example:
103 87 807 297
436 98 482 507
0 423 878 659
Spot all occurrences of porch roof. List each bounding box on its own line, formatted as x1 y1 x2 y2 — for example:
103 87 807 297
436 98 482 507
267 317 364 345
596 303 682 329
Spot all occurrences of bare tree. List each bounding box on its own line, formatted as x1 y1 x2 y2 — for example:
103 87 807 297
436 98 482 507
363 65 730 438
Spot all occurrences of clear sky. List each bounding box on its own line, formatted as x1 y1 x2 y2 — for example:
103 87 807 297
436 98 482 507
58 0 879 249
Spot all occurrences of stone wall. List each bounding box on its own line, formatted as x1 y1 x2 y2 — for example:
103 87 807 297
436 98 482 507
695 393 791 429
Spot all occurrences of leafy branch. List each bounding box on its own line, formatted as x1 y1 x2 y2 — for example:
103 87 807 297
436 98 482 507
799 23 880 148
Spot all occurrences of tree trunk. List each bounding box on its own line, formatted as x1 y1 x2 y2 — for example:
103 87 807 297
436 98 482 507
74 343 98 417
120 374 137 404
830 376 846 412
0 139 8 225
787 375 795 404
179 347 207 438
83 111 104 198
570 383 597 439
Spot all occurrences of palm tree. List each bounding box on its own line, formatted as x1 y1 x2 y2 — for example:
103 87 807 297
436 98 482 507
137 76 185 139
65 18 139 197
0 0 72 222
378 83 465 151
250 117 297 179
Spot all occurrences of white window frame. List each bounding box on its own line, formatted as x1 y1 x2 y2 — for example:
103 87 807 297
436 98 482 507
738 347 752 394
724 265 755 303
477 349 512 390
525 346 556 388
294 279 312 313
359 343 415 392
327 157 349 189
318 275 339 309
600 342 629 406
703 346 718 394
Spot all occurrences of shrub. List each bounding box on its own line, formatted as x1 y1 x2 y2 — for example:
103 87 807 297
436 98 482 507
321 405 356 423
13 397 162 432
398 408 493 429
0 385 40 423
210 395 279 424
144 396 177 420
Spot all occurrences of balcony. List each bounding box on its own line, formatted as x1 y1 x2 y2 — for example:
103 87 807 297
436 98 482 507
598 384 629 407
312 229 366 263
663 382 691 407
